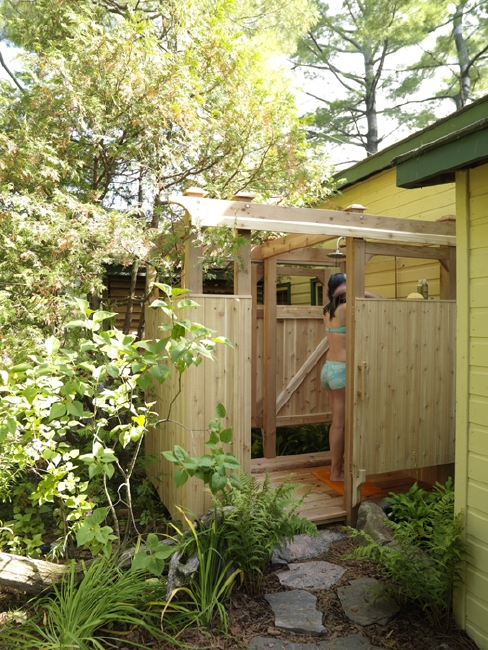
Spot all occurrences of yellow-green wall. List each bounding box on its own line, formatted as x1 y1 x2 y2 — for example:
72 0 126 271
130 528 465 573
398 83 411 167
454 163 488 649
330 168 456 298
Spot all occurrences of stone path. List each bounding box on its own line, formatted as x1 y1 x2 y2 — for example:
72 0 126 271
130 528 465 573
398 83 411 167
250 530 396 650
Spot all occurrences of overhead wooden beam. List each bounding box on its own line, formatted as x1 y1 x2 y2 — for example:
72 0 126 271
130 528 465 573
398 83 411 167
252 243 337 263
276 267 327 278
168 195 456 247
252 233 337 260
364 242 451 261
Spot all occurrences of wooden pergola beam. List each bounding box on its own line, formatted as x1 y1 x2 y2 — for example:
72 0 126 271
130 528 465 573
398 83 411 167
168 196 456 247
259 247 338 264
364 242 451 261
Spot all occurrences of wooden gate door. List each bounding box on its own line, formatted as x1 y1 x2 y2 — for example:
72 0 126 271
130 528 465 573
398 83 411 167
349 299 456 507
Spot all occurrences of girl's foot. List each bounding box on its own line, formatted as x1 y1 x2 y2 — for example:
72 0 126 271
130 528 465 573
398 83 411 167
330 472 344 481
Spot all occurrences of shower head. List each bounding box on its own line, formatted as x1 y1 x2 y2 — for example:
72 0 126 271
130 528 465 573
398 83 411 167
327 237 346 259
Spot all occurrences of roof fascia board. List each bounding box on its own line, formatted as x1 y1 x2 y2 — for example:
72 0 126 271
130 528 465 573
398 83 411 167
396 125 488 189
334 95 488 189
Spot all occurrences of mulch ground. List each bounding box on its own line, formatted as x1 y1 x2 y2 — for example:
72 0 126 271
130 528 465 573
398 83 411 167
0 527 480 650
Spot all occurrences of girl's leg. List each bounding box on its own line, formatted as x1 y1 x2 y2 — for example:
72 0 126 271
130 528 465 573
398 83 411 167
329 387 345 481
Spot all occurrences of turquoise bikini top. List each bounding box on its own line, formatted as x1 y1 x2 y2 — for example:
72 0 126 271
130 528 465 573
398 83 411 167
325 306 346 334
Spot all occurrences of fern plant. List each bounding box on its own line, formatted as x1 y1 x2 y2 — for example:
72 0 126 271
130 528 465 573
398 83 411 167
213 473 318 594
349 480 465 631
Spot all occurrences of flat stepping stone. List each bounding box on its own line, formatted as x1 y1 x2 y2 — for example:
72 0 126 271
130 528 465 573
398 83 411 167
249 635 383 650
272 531 344 565
277 561 345 590
265 590 327 636
318 633 385 649
337 578 400 626
249 637 319 650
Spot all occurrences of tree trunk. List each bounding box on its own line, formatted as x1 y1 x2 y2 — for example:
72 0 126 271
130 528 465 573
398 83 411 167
453 3 470 109
0 552 88 594
123 260 139 335
363 48 379 155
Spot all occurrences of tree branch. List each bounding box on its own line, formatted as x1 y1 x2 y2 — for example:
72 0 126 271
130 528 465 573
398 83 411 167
0 50 24 92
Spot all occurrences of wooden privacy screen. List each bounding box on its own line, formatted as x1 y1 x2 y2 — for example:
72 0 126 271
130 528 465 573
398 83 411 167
253 306 331 428
145 295 252 520
353 299 456 474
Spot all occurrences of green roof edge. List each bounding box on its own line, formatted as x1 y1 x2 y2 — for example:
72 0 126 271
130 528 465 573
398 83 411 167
333 94 488 189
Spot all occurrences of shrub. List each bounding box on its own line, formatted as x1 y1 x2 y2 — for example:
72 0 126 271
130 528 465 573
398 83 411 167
214 473 318 594
349 480 465 631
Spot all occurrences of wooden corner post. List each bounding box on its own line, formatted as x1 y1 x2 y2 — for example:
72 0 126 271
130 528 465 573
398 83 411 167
438 215 456 300
181 188 204 293
344 237 366 526
263 255 277 458
232 192 254 296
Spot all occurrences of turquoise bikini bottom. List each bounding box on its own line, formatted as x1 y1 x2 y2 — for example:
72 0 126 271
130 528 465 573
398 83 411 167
321 360 346 390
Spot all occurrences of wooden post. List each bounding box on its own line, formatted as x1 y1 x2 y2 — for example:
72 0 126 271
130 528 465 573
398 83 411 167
438 215 456 300
263 255 277 458
232 192 254 296
251 262 259 426
182 187 204 293
344 237 366 526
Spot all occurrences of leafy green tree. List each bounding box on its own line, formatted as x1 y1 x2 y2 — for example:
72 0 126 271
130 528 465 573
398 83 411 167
293 0 443 156
0 0 332 355
395 0 488 111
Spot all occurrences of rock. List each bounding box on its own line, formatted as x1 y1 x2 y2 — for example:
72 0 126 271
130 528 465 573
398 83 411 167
276 561 345 590
318 633 385 649
337 578 400 626
265 590 327 636
272 531 344 565
249 637 318 650
165 549 199 600
355 502 395 548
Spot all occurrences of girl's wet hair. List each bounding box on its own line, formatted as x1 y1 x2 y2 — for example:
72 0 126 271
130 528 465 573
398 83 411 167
323 273 346 319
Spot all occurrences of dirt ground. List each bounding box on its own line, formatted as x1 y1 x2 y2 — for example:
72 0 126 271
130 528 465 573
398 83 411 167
0 528 480 650
164 529 480 650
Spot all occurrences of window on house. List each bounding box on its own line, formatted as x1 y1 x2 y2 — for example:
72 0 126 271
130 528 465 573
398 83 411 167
310 278 324 306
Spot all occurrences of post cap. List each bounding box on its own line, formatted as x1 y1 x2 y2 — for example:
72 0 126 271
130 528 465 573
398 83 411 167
232 192 255 202
184 187 206 198
344 204 367 213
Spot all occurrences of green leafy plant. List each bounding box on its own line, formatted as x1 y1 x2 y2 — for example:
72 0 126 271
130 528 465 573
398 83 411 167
0 286 230 558
214 473 318 594
0 558 172 650
163 403 242 495
155 508 243 633
131 533 176 577
349 479 465 631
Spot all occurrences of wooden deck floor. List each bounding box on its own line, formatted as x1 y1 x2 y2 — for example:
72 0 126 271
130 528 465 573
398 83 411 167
251 453 431 526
